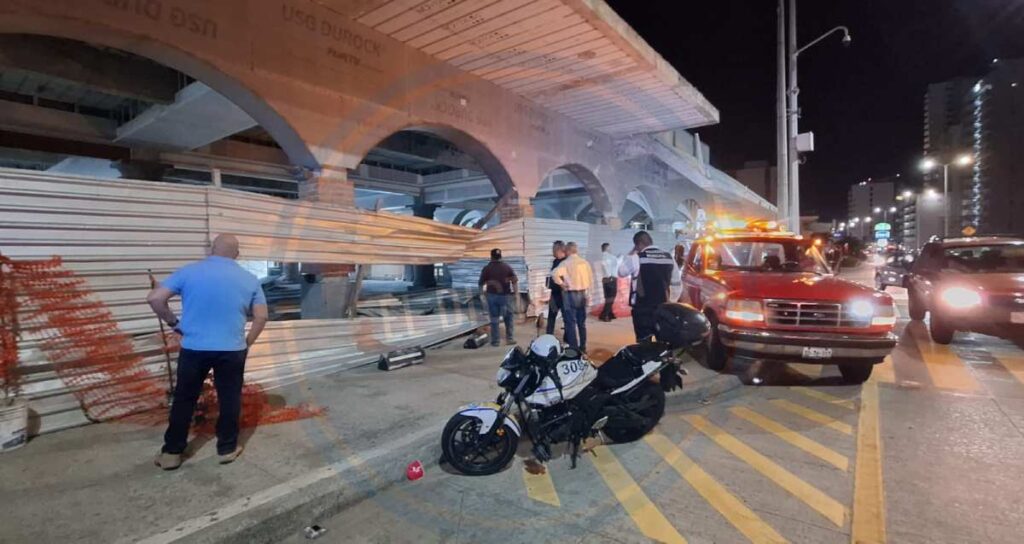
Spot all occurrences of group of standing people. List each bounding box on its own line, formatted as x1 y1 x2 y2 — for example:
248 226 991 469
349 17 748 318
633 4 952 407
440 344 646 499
480 231 676 353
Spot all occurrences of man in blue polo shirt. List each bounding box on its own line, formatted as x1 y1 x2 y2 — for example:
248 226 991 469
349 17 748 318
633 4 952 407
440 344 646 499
147 234 268 470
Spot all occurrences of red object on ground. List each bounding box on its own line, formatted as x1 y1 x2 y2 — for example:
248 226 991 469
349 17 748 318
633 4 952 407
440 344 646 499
406 460 424 481
589 277 632 318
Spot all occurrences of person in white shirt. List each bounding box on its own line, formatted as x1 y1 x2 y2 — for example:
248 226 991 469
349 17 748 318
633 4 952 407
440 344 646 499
552 241 594 351
599 243 620 322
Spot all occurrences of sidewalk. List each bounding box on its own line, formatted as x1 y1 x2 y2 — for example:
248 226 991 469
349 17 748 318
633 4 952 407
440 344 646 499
0 317 742 544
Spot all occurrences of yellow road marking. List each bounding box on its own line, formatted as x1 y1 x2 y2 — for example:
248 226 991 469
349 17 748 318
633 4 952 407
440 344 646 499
870 356 896 384
790 363 823 378
790 386 856 410
851 381 887 543
522 466 560 507
682 415 847 527
910 326 980 391
993 354 1024 386
589 445 687 544
730 407 849 471
645 434 788 544
769 399 854 435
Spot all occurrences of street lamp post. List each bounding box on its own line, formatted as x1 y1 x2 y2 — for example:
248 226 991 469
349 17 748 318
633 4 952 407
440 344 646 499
786 0 850 230
920 154 973 236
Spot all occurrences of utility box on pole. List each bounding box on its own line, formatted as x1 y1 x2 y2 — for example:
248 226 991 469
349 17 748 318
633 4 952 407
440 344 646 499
796 132 815 153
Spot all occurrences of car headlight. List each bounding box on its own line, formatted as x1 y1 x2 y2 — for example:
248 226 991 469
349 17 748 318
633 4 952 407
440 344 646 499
940 286 982 309
849 299 874 320
725 298 764 322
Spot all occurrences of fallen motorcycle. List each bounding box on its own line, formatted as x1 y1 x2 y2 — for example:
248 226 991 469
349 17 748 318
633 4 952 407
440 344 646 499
441 302 710 476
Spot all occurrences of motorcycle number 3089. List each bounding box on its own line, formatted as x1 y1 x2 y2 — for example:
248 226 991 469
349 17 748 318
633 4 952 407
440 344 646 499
559 360 588 376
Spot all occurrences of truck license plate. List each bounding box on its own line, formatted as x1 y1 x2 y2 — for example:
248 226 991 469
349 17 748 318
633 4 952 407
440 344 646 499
1012 312 1024 324
802 347 833 359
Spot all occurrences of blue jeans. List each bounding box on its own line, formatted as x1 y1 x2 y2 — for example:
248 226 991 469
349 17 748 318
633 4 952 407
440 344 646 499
562 291 588 350
487 294 514 344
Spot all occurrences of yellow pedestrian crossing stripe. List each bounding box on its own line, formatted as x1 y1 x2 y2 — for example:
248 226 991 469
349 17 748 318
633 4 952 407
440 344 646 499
589 445 687 544
910 325 981 391
789 386 856 410
522 465 560 507
682 415 848 528
851 382 887 543
645 434 788 544
730 407 849 471
769 399 854 435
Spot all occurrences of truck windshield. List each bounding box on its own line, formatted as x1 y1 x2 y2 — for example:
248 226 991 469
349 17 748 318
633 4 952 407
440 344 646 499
942 243 1024 273
706 239 830 274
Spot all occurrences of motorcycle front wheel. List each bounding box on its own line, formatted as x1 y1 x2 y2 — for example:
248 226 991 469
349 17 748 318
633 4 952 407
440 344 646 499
441 414 518 476
602 381 666 443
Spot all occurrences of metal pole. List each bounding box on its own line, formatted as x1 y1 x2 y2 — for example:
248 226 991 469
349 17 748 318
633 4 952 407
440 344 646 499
787 0 800 232
776 0 789 224
943 163 949 236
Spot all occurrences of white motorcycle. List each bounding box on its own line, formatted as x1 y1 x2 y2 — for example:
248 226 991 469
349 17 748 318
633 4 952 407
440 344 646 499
441 303 710 475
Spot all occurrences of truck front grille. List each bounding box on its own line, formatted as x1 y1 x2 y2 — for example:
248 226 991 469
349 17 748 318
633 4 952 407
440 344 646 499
765 300 870 328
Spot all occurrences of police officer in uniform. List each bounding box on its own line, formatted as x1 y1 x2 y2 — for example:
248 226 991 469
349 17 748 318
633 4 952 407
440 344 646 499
618 231 675 341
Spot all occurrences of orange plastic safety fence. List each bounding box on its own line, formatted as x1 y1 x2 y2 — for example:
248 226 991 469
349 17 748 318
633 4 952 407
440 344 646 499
1 256 324 430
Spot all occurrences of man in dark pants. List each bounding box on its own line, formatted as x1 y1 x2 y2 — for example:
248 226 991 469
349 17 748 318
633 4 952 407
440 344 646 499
599 242 619 321
478 248 519 346
618 231 674 341
545 241 567 335
147 234 268 470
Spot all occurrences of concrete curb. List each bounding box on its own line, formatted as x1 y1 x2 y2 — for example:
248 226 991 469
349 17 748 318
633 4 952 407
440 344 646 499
179 371 744 544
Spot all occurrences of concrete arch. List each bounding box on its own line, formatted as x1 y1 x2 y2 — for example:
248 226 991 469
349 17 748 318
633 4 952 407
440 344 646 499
356 122 516 197
624 189 656 220
542 163 614 218
0 25 319 170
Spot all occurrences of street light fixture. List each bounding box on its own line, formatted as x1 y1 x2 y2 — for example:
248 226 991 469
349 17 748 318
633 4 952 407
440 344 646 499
919 154 975 235
873 207 882 213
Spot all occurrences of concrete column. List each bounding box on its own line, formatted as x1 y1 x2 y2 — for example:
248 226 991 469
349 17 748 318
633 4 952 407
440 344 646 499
297 167 355 208
603 215 624 229
410 199 440 289
499 196 534 222
297 167 355 318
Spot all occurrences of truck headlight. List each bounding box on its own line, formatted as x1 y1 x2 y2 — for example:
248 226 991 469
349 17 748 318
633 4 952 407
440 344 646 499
849 299 874 320
725 298 764 322
940 286 982 309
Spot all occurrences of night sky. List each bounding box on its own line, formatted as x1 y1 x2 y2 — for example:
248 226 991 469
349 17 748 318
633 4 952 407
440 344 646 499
607 0 1024 219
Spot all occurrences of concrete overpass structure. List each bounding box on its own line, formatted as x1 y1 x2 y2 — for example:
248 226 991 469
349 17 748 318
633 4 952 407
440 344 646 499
0 0 774 231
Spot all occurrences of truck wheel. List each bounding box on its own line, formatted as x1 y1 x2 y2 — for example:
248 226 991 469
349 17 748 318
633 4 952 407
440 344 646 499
704 313 728 371
929 312 955 345
908 289 926 321
839 364 873 384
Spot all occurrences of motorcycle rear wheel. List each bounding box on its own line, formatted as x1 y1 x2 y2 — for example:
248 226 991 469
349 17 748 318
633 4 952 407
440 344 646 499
441 414 518 476
602 382 666 443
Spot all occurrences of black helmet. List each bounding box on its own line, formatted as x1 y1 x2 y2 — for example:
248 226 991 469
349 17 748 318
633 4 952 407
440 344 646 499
654 302 711 348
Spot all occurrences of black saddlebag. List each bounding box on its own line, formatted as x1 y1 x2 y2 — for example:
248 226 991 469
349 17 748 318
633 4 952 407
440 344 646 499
596 342 666 390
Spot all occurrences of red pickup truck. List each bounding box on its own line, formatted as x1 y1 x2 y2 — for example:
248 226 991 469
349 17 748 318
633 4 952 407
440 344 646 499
681 224 897 383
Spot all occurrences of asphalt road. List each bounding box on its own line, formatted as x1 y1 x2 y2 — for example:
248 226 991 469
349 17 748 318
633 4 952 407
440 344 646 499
291 264 1024 544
